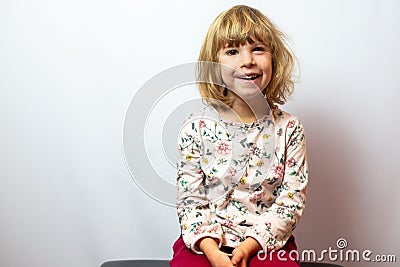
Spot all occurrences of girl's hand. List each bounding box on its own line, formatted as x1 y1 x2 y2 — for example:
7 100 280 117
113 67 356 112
230 237 262 267
207 250 234 267
230 247 249 267
199 237 233 267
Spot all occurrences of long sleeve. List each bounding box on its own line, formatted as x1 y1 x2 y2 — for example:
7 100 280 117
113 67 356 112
176 118 223 254
244 117 308 252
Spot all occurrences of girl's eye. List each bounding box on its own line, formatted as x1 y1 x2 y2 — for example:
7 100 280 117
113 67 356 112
226 49 238 56
253 46 265 52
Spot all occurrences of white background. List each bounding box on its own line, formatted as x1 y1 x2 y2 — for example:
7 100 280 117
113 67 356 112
0 0 399 266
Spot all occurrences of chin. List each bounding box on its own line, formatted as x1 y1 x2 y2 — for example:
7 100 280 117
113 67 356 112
233 89 263 99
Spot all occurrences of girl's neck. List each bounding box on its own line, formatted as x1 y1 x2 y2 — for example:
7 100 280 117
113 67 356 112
217 94 269 124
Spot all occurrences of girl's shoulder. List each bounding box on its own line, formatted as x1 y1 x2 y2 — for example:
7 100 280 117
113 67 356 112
271 105 304 130
179 105 222 135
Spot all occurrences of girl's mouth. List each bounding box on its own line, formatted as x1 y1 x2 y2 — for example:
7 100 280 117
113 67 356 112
240 74 260 81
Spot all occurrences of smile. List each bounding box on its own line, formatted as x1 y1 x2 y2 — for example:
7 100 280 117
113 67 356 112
239 74 260 81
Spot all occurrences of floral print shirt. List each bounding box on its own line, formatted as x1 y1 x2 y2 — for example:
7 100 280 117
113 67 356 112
176 104 308 254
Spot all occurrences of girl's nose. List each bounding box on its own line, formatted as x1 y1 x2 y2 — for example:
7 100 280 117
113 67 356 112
240 51 255 67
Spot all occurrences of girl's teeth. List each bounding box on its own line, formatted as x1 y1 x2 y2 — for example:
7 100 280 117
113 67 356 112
242 75 258 80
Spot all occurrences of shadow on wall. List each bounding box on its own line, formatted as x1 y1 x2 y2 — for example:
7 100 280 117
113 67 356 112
294 106 361 265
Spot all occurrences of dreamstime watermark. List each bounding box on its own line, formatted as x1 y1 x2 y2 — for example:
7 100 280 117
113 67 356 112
257 238 397 263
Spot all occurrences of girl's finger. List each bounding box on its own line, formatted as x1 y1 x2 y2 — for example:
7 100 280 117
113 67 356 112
230 250 242 265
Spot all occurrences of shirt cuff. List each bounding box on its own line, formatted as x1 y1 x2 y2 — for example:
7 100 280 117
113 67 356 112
244 227 269 252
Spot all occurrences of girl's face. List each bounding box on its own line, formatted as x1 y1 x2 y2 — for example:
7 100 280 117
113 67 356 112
218 41 272 99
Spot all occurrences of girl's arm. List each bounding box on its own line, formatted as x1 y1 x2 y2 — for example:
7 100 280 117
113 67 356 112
177 118 224 254
244 117 308 253
199 237 234 267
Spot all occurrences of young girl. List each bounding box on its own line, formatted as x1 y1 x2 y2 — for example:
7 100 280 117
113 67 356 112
170 5 308 267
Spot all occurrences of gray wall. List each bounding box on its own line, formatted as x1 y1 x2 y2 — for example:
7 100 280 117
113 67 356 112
0 0 399 266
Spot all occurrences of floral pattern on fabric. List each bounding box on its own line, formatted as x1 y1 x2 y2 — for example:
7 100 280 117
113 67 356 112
176 105 308 254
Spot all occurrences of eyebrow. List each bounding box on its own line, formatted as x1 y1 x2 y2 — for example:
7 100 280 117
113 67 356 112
222 42 267 49
252 42 267 46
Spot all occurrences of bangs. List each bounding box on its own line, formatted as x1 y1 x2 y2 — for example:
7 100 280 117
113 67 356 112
214 7 273 49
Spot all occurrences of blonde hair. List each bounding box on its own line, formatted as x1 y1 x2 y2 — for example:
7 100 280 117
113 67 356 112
197 5 297 106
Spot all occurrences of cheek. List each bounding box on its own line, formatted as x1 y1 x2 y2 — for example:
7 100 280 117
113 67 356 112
219 65 235 84
266 57 273 74
261 56 273 69
265 65 273 78
261 62 273 80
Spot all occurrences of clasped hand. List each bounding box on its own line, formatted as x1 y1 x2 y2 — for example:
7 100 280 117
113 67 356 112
208 246 249 267
200 237 261 267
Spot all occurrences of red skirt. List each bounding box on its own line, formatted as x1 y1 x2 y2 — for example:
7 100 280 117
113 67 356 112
170 235 300 267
